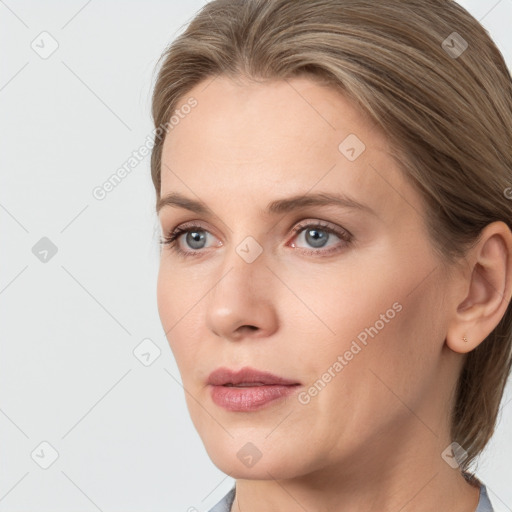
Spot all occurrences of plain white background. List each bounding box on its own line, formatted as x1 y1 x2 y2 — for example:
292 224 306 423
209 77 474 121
1 1 511 511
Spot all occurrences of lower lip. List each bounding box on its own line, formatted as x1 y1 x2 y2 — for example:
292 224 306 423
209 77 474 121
209 384 299 411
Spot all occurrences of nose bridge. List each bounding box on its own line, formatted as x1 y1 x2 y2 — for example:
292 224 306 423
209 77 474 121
205 232 275 337
214 232 267 301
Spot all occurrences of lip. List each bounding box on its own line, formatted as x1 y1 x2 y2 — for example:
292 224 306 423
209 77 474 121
207 366 300 386
208 366 301 412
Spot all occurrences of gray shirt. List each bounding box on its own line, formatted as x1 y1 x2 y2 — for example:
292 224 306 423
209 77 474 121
207 482 494 512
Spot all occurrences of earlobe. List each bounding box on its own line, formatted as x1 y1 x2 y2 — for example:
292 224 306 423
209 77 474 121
446 221 512 355
446 332 476 354
446 332 471 354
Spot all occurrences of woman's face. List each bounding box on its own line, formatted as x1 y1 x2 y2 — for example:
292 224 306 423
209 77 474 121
157 76 460 479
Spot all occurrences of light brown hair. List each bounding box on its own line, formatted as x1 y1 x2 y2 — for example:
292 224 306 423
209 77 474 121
150 0 512 473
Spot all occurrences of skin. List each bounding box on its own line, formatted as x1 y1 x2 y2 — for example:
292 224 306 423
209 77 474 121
156 75 512 512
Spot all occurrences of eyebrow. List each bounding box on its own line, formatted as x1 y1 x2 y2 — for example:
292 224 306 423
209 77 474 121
156 191 376 217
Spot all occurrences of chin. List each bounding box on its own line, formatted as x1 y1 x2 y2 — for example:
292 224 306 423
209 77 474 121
201 433 311 480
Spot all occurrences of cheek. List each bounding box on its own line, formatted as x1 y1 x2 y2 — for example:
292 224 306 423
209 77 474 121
156 262 211 380
287 249 443 415
156 259 199 330
339 278 443 422
156 262 194 360
156 263 175 334
289 297 437 466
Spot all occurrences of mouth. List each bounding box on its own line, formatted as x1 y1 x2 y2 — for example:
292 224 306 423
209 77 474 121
207 366 300 387
207 366 301 411
224 382 269 387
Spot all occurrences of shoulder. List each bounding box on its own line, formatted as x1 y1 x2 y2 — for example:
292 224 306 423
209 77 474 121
476 482 494 512
463 472 494 512
204 481 494 511
207 486 236 512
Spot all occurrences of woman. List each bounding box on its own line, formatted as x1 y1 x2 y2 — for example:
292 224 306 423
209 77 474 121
150 0 511 510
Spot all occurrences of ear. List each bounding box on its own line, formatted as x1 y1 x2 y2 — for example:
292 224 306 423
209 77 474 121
446 221 512 354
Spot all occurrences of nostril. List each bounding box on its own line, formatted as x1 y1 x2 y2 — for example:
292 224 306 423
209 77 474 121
240 325 258 331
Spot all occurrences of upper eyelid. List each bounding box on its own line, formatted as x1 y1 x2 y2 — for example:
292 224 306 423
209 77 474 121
168 218 345 235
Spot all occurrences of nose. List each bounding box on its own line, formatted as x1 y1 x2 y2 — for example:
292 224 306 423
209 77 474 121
205 244 278 341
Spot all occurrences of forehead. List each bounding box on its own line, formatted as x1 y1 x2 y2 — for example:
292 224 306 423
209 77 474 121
159 75 418 223
163 75 383 160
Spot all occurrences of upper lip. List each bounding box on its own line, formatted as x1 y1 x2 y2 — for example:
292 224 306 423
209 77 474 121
208 366 300 386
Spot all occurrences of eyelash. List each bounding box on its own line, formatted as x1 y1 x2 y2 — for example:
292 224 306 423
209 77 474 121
159 220 353 258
